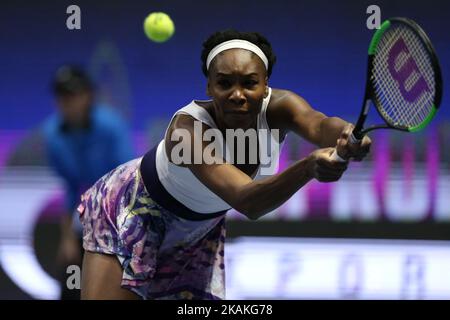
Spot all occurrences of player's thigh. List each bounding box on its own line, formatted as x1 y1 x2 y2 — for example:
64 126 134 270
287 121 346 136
81 251 140 300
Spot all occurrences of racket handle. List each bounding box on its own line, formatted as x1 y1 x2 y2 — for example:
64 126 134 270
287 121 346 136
330 149 347 163
349 132 362 144
331 133 361 162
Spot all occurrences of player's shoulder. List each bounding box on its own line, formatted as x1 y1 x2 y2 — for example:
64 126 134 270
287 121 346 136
269 88 307 108
170 111 209 134
265 88 314 134
267 88 311 119
171 100 214 130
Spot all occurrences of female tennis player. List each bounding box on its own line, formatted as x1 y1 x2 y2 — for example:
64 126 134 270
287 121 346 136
79 30 371 300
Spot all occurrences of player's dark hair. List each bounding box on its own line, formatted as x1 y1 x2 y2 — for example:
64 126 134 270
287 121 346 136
52 65 94 96
201 29 277 78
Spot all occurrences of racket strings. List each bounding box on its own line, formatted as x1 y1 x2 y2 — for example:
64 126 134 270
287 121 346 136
374 28 434 126
398 28 435 123
375 29 433 125
374 28 433 126
371 25 435 128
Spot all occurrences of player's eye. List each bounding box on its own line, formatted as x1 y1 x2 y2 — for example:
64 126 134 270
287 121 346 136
244 80 258 88
217 80 232 89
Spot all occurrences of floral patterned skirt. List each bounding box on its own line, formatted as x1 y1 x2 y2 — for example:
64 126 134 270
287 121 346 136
77 158 226 299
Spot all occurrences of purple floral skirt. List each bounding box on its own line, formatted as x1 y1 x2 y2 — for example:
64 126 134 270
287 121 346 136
77 158 226 300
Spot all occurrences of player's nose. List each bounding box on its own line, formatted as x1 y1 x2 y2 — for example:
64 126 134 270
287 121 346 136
229 87 246 105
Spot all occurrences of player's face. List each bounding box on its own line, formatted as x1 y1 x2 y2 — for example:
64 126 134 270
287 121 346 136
207 49 268 130
56 90 92 128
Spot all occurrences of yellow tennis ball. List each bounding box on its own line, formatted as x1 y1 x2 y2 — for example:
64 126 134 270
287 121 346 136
143 12 175 43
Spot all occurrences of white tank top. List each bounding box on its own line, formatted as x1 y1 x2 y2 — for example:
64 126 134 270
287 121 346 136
155 88 283 214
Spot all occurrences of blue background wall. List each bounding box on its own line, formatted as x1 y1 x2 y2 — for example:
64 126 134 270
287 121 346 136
1 0 448 130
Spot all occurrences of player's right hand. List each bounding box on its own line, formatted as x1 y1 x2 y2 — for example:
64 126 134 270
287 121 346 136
336 124 372 161
307 147 348 182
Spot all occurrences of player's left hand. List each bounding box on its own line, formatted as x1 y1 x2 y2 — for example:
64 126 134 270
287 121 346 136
336 124 372 161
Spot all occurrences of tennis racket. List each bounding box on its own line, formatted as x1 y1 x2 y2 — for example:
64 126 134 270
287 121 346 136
331 17 443 162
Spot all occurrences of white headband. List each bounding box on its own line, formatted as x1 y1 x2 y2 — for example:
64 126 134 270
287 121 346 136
206 39 269 71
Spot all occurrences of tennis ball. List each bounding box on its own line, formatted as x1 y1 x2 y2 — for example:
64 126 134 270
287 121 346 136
143 12 175 43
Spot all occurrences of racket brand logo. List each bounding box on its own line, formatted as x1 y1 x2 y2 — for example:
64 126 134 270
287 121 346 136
387 38 430 102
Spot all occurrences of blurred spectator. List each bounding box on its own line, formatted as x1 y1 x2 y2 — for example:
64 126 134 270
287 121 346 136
42 65 134 299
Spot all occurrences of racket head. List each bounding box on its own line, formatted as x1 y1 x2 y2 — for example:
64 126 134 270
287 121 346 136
367 17 443 133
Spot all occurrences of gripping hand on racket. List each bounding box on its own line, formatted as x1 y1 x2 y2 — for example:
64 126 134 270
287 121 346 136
335 124 372 161
307 147 349 182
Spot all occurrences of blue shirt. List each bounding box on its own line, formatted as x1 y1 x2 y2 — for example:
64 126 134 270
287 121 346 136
43 105 134 215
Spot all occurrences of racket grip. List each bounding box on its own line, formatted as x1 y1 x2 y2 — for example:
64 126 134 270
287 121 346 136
331 131 363 162
349 132 362 144
330 149 347 163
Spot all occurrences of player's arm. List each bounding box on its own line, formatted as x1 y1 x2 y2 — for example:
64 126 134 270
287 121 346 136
166 115 347 220
268 89 371 160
